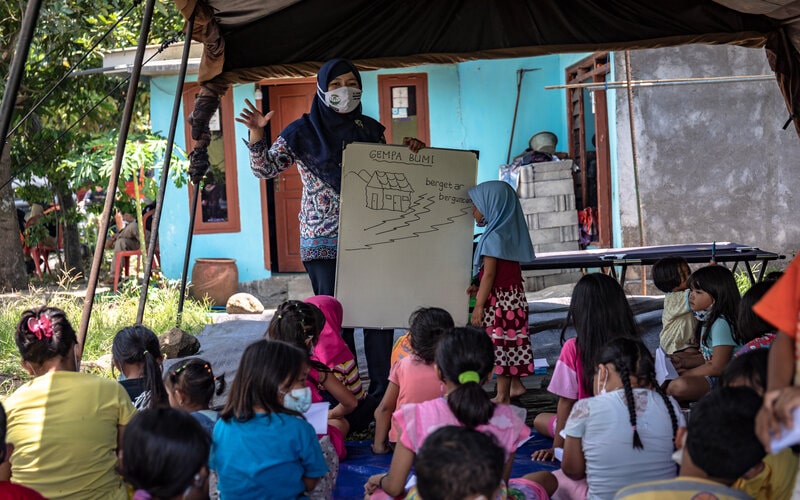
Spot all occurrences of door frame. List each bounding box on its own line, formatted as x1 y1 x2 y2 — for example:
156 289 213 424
257 77 316 271
565 53 612 247
378 73 430 146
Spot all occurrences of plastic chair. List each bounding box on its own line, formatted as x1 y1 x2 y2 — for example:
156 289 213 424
23 218 60 279
113 211 159 292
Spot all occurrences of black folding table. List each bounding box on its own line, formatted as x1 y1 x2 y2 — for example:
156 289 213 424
521 242 784 286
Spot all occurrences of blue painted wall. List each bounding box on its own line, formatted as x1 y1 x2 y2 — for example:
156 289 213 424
151 53 590 282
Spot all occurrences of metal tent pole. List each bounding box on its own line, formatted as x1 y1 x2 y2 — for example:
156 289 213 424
77 0 157 355
136 14 196 325
0 0 44 150
176 183 202 329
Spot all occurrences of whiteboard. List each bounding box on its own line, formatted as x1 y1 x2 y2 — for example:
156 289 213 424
335 143 478 328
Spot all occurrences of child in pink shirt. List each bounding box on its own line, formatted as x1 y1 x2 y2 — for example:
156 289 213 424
372 307 454 454
364 327 556 500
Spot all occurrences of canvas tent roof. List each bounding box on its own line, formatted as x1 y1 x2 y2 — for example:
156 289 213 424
173 0 800 135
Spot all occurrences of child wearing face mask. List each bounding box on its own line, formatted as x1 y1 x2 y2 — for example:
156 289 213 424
556 337 684 499
269 300 358 461
210 340 328 499
667 265 742 403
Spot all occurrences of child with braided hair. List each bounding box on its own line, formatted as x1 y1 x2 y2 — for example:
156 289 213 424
165 357 226 435
364 327 556 500
555 337 684 499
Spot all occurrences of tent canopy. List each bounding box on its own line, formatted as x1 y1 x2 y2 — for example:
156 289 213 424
174 0 800 133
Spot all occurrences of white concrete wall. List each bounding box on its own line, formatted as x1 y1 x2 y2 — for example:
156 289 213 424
612 44 800 260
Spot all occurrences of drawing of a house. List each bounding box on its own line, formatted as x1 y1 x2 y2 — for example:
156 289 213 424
365 171 414 212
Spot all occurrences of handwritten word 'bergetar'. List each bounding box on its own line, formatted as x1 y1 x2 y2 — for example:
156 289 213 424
369 149 435 165
425 178 466 192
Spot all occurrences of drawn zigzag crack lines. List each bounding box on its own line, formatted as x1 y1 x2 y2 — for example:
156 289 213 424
345 194 472 251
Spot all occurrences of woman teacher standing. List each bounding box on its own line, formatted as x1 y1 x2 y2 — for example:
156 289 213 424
237 58 424 398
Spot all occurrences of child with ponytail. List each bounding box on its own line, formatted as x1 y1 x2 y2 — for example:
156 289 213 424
112 325 168 410
364 327 556 500
165 357 226 435
556 337 684 499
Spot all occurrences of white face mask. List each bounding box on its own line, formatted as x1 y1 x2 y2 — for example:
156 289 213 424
282 387 313 413
320 86 361 114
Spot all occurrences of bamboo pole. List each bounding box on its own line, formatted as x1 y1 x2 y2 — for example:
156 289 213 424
136 14 196 324
624 52 647 295
77 0 157 356
545 74 775 91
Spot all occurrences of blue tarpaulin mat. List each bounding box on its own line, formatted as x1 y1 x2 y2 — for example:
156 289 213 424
335 432 558 499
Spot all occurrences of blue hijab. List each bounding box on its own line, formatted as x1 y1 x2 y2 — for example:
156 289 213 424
281 58 386 193
469 181 536 276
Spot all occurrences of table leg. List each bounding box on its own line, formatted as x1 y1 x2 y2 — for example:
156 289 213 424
744 261 756 285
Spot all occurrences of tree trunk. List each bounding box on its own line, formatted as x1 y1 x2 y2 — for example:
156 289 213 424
0 144 30 291
54 184 84 279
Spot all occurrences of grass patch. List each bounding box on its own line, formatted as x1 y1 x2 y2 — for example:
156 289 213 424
0 273 211 395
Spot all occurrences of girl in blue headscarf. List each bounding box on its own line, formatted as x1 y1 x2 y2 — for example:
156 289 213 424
467 181 536 404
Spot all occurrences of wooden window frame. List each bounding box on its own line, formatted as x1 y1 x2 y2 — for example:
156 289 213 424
378 73 430 146
181 82 241 234
565 53 612 247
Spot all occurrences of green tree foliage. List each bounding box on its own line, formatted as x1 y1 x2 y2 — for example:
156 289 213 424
0 0 185 286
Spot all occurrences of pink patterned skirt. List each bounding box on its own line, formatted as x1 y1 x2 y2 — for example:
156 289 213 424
482 284 533 377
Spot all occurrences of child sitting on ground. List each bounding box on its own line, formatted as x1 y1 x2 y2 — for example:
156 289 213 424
372 307 454 454
112 325 169 409
652 256 697 355
120 407 210 500
305 295 378 433
735 280 778 355
555 337 683 499
533 273 640 462
667 265 742 402
164 357 226 435
615 387 766 499
210 340 328 499
269 300 357 460
412 426 508 500
720 349 799 499
364 327 556 500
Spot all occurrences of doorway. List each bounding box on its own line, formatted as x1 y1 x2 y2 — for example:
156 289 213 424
258 80 316 272
566 53 612 248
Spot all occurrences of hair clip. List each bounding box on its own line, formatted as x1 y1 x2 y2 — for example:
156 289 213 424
277 314 283 319
203 363 212 374
172 363 188 377
27 315 53 341
143 350 149 356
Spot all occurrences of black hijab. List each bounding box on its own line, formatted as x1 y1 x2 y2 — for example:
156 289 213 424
281 58 385 193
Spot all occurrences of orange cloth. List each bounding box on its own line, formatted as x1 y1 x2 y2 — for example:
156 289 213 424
390 332 413 367
753 256 800 338
753 256 800 385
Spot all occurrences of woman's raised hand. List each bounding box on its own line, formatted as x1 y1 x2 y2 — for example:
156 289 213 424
236 98 274 143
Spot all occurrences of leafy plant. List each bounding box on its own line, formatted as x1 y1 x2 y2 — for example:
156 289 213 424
0 271 210 396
